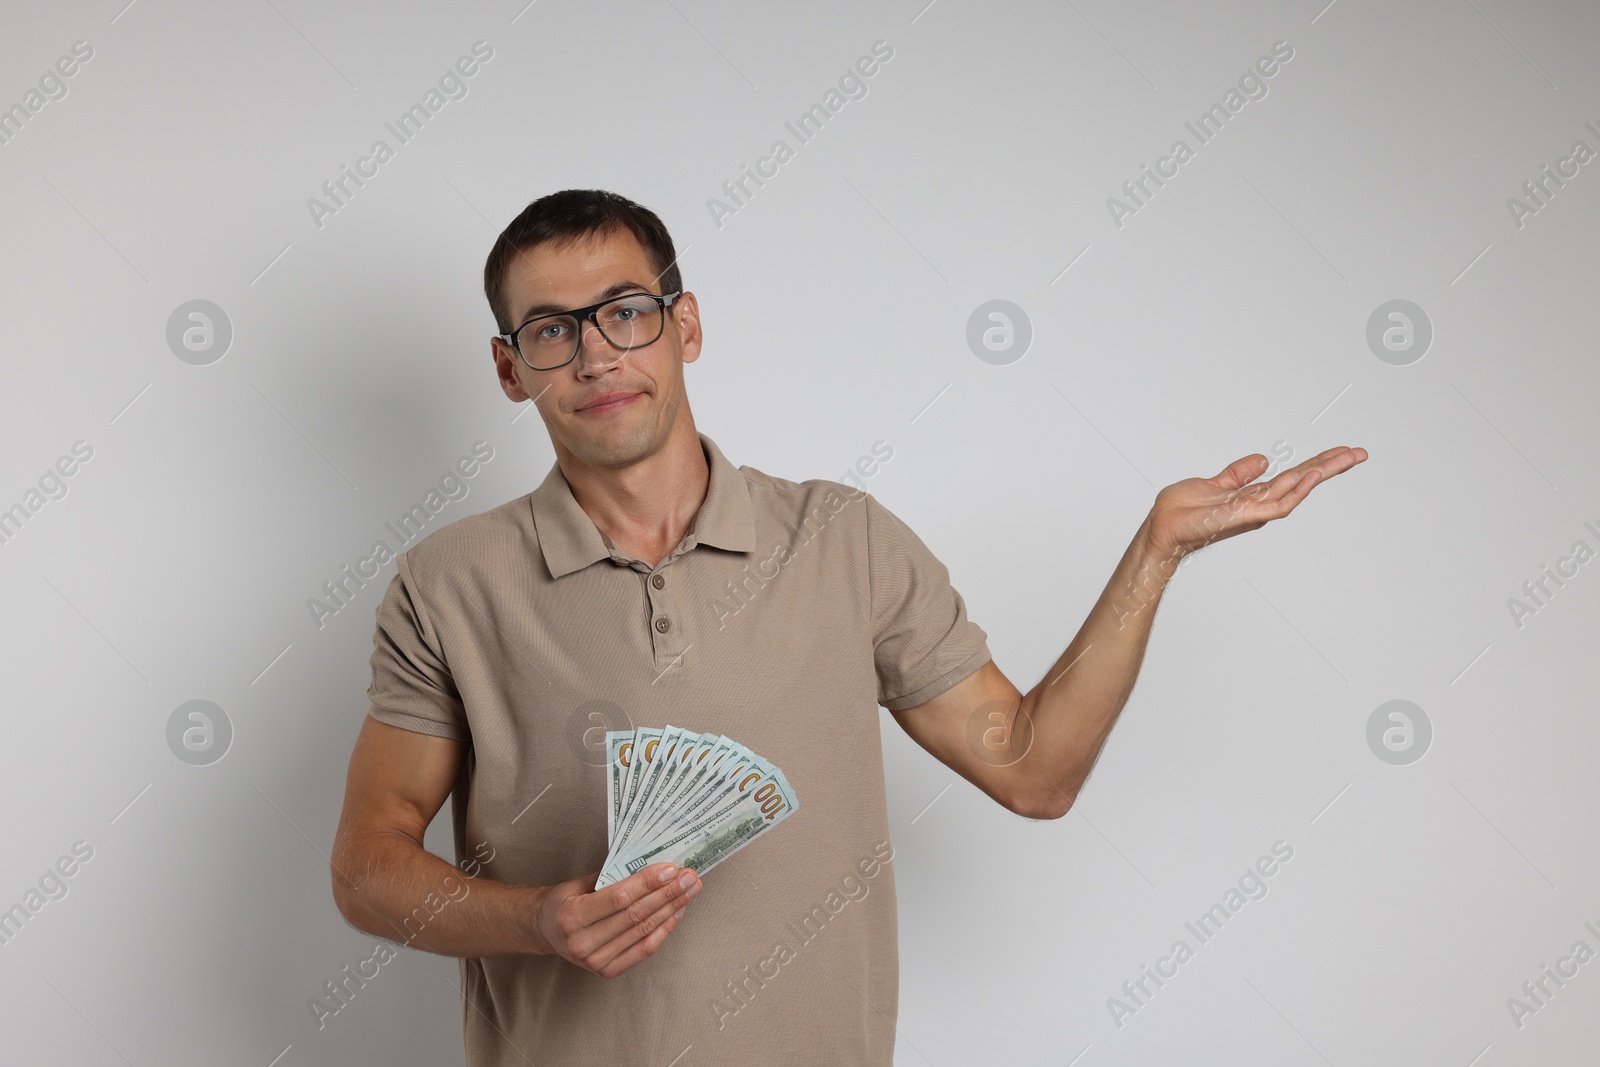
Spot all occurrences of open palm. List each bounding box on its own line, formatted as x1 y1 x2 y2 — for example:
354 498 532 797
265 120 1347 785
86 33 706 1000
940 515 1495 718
1145 445 1368 561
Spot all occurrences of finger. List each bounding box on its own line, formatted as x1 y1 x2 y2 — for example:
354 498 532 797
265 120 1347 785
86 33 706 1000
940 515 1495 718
1207 454 1269 490
1220 466 1310 527
1248 468 1322 521
1254 450 1340 503
587 895 692 975
567 863 681 929
1227 447 1360 523
1314 446 1367 478
1279 468 1323 511
597 906 687 979
1293 445 1350 468
1287 445 1366 481
575 867 701 952
1260 462 1316 500
1275 450 1361 498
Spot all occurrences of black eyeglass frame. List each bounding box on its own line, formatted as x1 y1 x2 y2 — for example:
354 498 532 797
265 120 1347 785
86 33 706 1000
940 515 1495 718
498 289 684 371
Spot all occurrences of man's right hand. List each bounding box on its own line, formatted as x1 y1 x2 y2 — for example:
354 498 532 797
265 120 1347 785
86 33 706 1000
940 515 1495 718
531 863 702 978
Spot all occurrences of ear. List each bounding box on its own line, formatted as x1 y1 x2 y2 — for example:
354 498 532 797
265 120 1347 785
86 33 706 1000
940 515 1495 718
673 292 702 364
490 336 533 403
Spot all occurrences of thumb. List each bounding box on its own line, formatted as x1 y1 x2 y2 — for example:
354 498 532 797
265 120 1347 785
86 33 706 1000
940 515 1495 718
1209 453 1268 490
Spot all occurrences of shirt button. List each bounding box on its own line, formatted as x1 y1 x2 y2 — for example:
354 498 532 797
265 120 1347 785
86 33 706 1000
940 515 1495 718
655 617 670 633
652 574 665 589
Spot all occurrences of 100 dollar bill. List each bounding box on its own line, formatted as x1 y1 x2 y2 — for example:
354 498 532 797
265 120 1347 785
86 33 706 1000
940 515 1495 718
596 730 797 888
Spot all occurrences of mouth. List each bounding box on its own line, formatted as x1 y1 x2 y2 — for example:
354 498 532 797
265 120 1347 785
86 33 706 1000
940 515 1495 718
578 392 640 414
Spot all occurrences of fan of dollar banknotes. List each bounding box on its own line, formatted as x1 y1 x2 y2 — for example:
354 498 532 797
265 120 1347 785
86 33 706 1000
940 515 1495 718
596 726 799 889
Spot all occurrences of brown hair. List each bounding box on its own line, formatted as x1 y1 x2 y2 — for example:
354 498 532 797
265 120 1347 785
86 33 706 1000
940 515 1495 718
482 189 683 334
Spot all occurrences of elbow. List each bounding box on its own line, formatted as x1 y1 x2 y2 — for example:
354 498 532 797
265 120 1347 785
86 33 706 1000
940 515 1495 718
1024 798 1075 821
330 863 356 924
329 842 367 928
331 872 380 937
1007 780 1075 821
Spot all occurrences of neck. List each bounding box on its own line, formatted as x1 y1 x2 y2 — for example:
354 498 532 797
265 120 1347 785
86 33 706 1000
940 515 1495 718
555 420 709 567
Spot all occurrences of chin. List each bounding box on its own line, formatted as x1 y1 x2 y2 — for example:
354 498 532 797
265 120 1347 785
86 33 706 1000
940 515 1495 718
572 422 660 466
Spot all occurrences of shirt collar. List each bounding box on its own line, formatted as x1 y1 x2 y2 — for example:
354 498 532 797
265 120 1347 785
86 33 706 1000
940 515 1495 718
530 431 755 579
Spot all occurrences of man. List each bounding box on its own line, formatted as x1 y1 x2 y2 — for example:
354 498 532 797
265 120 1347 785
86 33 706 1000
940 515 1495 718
330 189 1366 1065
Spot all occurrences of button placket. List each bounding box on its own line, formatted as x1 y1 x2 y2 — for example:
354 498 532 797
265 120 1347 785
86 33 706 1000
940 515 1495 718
646 565 682 668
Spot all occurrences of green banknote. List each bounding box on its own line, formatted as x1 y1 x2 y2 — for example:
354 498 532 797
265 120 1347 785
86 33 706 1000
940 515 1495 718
597 726 798 889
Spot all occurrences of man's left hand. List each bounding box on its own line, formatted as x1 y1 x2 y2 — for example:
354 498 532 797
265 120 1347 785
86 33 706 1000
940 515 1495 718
1143 445 1369 562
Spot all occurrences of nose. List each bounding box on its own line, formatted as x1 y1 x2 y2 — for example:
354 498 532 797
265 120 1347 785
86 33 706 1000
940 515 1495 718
575 316 623 372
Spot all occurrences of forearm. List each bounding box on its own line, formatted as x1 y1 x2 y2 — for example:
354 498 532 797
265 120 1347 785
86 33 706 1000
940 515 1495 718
1015 513 1179 817
332 829 551 959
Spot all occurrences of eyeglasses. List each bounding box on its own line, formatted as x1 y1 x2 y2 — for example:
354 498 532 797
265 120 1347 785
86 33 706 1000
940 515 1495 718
499 290 683 371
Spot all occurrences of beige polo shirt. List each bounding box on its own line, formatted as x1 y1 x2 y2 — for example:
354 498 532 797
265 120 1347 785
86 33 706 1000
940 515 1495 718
365 430 991 1066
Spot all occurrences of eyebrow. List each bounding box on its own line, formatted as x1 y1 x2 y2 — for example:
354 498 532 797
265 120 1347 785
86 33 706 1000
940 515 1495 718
516 281 654 325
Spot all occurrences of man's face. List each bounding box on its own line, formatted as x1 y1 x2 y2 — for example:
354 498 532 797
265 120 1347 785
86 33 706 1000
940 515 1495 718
491 227 701 470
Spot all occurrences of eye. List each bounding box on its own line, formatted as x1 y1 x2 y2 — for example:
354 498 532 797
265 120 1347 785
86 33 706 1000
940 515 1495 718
536 321 568 340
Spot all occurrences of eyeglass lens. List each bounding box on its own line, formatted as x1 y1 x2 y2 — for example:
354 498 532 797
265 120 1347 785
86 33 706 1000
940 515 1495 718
518 295 665 369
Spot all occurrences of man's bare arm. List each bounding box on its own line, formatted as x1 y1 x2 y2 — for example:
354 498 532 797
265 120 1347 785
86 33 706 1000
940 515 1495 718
891 446 1368 819
887 517 1168 820
331 716 702 977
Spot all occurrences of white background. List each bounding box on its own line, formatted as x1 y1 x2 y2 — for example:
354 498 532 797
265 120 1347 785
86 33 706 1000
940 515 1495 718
1 0 1597 1064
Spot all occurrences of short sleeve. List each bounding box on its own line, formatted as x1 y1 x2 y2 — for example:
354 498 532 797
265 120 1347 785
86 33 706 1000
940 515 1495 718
866 493 992 711
366 554 469 741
